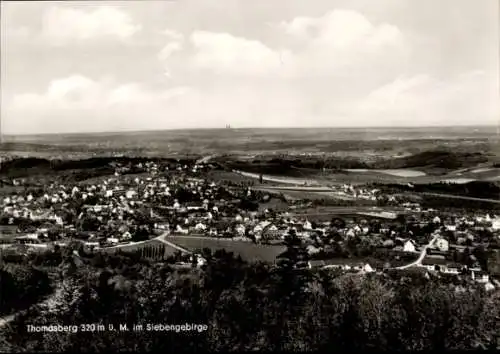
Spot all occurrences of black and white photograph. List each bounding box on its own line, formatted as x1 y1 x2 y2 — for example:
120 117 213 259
0 0 499 351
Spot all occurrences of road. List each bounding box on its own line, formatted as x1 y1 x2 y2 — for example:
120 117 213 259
196 155 216 165
156 233 192 254
96 232 172 250
395 233 439 270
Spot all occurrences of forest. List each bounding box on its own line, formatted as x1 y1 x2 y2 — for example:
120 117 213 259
1 231 499 352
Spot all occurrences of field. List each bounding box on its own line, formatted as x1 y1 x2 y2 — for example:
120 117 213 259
3 126 497 159
166 236 286 263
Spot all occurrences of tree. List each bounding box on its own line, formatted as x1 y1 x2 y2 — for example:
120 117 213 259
277 229 309 271
331 217 346 230
239 198 259 212
132 226 150 242
2 240 500 352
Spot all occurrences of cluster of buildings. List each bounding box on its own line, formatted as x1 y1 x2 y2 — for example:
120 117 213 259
0 158 498 291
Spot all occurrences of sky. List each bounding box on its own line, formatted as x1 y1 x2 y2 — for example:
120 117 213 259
1 0 499 134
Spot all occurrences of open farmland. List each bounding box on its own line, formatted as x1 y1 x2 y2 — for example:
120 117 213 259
207 170 261 184
167 235 286 263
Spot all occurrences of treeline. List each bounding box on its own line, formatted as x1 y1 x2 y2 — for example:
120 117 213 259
375 151 488 170
421 196 500 212
0 242 499 352
103 244 168 261
226 150 490 175
380 180 500 200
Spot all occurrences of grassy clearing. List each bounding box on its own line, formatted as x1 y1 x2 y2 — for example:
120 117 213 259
167 236 286 263
207 171 259 184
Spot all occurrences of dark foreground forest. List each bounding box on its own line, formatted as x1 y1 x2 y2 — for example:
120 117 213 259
1 236 499 352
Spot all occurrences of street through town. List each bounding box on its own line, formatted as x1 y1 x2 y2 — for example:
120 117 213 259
395 233 440 270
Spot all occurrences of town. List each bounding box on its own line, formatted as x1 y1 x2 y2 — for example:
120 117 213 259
1 158 499 292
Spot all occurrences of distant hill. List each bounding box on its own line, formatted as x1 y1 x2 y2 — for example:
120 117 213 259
223 150 491 175
382 180 500 200
373 151 489 170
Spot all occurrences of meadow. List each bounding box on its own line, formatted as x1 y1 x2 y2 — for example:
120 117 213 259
166 235 286 263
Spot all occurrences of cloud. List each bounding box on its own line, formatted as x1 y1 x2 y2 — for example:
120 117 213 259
281 10 403 48
41 6 142 45
172 9 408 78
353 71 499 126
161 29 183 41
4 73 310 133
189 31 290 76
5 75 191 133
280 10 408 77
3 4 496 133
159 41 183 60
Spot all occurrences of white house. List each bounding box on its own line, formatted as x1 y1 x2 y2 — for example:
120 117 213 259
235 224 246 236
345 229 356 238
472 271 489 283
445 224 457 232
362 263 375 273
446 268 460 275
485 282 495 292
190 254 207 267
403 240 416 253
176 225 189 235
195 222 207 232
306 245 321 255
253 224 264 235
491 217 500 231
435 238 449 252
263 224 280 240
383 239 395 247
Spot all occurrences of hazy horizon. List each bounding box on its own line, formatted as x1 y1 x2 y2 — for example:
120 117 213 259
1 0 499 134
2 123 499 139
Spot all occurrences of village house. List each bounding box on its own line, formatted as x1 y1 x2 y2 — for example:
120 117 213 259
471 270 489 283
491 217 500 231
403 240 417 253
434 237 449 252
